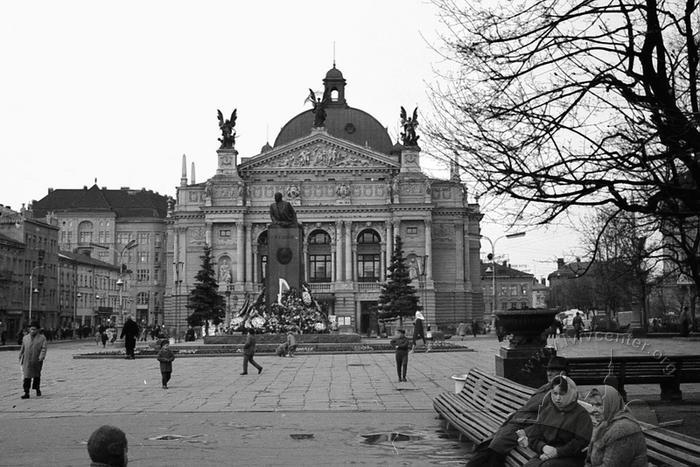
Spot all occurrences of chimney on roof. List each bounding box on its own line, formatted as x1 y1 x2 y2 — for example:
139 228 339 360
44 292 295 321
191 162 196 184
557 258 564 269
502 260 508 267
180 154 188 187
83 186 88 190
48 188 54 194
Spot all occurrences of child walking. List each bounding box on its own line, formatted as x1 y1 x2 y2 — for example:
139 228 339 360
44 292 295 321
157 339 175 389
390 328 411 382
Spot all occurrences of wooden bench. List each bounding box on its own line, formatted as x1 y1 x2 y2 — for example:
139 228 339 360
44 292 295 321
566 355 700 401
433 367 700 466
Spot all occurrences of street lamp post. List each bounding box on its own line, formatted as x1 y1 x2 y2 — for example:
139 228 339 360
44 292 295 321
28 264 46 324
174 261 184 342
481 232 526 326
117 240 138 330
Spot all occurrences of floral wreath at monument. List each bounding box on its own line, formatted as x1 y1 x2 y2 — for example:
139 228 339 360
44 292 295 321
230 282 330 334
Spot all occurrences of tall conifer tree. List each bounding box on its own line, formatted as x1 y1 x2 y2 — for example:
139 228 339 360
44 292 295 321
187 246 225 328
377 236 421 326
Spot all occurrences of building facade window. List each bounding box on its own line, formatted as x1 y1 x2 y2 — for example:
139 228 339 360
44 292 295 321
309 255 331 282
137 232 150 244
219 230 231 237
357 254 380 282
136 269 150 282
137 292 149 305
78 221 93 244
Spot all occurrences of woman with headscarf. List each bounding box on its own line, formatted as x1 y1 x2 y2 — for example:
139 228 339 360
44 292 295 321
584 385 647 467
412 310 426 350
520 375 593 467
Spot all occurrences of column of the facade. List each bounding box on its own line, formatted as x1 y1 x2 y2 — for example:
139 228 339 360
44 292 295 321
455 222 465 283
245 223 253 283
385 222 392 269
380 243 386 281
331 245 336 282
393 220 400 241
236 223 244 283
205 222 213 247
344 221 352 282
463 221 472 290
335 222 343 281
424 220 433 280
303 240 309 283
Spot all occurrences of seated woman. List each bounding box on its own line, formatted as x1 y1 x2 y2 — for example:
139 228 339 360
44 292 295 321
584 385 647 467
520 375 593 467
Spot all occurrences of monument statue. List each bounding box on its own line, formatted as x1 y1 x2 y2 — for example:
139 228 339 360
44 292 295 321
217 108 237 149
400 106 420 146
269 192 298 227
305 88 330 128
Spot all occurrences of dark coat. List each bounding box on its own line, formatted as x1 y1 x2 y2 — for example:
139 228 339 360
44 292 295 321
390 335 411 353
243 334 256 356
525 396 593 459
120 319 139 339
157 348 175 373
19 333 47 378
586 414 647 467
489 382 552 453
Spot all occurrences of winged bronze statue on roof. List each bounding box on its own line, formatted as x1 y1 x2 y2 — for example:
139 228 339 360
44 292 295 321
305 88 330 128
400 106 420 147
217 108 237 149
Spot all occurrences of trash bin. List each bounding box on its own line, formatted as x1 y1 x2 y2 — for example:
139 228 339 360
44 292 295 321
451 374 468 394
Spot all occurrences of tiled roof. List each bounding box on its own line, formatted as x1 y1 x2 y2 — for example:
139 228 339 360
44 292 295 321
480 261 533 278
0 232 24 248
32 184 168 219
58 251 119 270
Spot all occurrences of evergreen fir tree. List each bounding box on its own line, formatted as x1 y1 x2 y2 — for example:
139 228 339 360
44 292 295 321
377 235 421 326
186 246 225 328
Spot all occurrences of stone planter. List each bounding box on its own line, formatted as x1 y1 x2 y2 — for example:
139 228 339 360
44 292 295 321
495 309 558 388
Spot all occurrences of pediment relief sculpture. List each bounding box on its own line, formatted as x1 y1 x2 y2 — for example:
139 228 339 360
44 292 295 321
250 141 391 170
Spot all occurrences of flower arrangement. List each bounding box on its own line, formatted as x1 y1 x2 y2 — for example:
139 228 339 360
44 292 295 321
229 283 330 334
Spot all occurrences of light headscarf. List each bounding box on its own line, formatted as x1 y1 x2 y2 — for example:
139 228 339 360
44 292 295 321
551 375 579 410
587 385 636 452
414 311 425 321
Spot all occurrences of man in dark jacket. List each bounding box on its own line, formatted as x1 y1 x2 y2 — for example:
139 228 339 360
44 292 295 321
241 329 263 375
466 356 569 466
120 316 139 360
390 329 411 382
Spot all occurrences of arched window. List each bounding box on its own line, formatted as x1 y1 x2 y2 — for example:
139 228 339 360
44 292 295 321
357 229 381 282
78 221 93 244
257 231 268 283
308 230 331 282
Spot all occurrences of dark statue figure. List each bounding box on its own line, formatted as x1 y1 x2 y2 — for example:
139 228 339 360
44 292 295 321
306 88 330 128
217 108 237 149
269 192 298 227
400 106 420 146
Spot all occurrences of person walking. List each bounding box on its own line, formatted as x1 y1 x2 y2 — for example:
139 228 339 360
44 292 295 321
285 330 297 357
157 340 175 389
390 328 411 382
241 329 262 375
19 321 47 399
573 312 584 342
412 310 426 350
120 315 139 360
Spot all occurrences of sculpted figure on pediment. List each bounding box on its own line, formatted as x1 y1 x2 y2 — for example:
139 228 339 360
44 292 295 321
263 142 376 169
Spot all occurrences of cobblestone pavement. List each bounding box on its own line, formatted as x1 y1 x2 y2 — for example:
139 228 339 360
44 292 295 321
0 335 698 466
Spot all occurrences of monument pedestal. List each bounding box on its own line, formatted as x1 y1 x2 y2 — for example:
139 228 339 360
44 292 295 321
266 224 304 310
494 309 559 388
495 345 556 388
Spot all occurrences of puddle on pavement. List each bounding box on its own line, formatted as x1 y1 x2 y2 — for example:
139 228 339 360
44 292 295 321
290 433 314 440
358 429 470 465
347 363 367 367
362 432 422 444
146 433 209 444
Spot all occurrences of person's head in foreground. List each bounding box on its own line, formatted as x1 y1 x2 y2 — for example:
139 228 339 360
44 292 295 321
87 425 128 466
550 375 578 410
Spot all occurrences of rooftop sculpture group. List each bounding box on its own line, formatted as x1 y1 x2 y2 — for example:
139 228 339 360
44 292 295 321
217 108 237 149
400 106 420 147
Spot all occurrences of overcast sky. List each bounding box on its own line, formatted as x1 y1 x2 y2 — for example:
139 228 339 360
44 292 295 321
1 0 582 279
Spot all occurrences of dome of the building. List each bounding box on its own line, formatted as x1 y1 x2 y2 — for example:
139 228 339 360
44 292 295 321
325 66 344 80
273 67 393 154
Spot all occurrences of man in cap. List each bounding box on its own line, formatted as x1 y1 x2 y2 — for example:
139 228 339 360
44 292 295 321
466 356 569 466
87 425 128 466
18 321 47 399
390 328 411 382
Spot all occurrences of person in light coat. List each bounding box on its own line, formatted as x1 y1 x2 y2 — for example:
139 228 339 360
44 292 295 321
19 321 47 399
